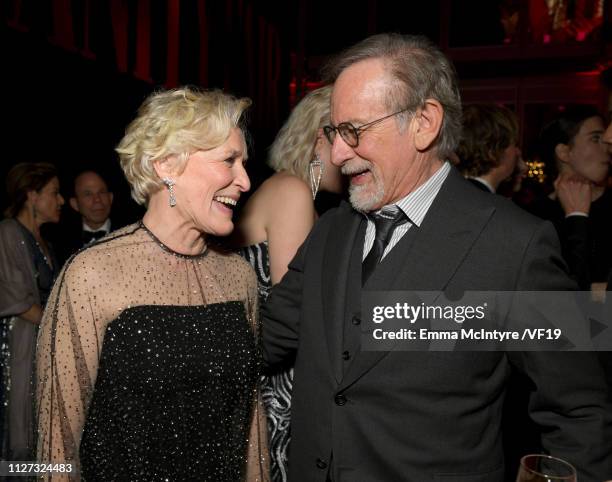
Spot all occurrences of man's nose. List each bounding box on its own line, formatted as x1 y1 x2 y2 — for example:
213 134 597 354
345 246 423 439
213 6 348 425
330 134 354 167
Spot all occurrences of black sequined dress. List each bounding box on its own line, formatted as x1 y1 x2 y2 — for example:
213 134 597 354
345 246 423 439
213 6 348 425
36 223 268 482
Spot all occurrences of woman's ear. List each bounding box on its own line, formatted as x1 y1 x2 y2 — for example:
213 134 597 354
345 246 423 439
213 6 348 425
554 143 570 165
413 99 444 151
26 189 38 206
153 156 176 180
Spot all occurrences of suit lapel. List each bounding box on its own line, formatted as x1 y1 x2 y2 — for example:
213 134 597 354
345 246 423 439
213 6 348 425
392 171 495 292
340 168 496 389
321 202 365 384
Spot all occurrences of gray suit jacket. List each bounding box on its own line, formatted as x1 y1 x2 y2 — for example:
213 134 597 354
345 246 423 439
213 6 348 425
263 168 612 482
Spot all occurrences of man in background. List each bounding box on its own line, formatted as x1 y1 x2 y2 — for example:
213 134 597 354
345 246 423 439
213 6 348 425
55 170 114 264
455 103 526 195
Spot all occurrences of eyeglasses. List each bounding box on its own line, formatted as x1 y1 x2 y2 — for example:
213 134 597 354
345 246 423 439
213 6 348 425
323 108 411 148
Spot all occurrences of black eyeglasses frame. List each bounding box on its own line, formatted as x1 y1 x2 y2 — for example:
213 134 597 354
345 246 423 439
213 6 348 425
323 107 412 147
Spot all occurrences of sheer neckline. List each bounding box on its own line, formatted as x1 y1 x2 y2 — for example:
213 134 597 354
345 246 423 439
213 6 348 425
139 221 209 259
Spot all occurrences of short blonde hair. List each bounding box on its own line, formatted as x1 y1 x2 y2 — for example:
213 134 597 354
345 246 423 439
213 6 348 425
116 87 251 205
268 85 332 182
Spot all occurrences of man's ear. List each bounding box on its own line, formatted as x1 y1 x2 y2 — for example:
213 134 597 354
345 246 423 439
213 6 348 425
69 197 79 213
109 192 114 205
413 99 443 152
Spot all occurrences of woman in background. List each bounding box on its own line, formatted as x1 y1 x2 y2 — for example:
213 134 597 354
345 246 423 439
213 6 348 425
37 87 268 481
0 162 63 460
233 85 343 482
531 105 611 292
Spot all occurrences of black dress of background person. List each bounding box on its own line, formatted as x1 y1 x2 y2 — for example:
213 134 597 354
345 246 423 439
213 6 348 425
36 88 268 481
529 105 612 290
0 163 63 462
529 108 612 409
262 34 612 482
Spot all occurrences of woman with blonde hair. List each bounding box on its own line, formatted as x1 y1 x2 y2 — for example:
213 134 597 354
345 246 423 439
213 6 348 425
36 87 268 481
233 84 343 482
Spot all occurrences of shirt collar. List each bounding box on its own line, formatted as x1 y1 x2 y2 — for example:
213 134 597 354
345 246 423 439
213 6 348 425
371 161 451 228
83 218 111 233
469 176 495 193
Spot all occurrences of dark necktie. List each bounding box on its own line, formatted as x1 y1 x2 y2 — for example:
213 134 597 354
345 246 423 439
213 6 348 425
362 208 408 285
83 230 107 244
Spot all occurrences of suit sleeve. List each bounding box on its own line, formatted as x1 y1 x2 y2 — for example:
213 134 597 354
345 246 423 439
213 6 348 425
261 229 313 367
509 220 612 482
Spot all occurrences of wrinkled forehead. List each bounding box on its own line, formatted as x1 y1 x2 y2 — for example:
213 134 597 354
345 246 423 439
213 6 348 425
75 172 108 192
216 126 249 161
331 59 394 124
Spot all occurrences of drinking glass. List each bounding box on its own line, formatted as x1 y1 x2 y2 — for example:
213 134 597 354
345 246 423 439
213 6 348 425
516 454 577 482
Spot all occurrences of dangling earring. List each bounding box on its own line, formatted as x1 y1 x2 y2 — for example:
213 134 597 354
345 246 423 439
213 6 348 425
309 154 323 200
162 177 177 207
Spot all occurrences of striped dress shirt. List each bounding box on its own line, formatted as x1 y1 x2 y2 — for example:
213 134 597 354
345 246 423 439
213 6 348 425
362 162 451 260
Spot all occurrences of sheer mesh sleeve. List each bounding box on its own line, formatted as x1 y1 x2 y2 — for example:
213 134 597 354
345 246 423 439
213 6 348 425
36 256 103 480
36 224 272 481
244 268 270 482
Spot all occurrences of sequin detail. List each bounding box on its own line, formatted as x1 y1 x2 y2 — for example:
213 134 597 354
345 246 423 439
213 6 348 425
36 223 268 481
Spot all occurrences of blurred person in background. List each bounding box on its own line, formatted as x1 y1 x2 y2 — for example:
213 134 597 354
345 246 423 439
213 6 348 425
233 84 343 482
53 170 114 265
0 162 63 460
455 103 526 195
531 105 611 292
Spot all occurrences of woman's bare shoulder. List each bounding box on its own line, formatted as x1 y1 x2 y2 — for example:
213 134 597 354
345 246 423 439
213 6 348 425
251 172 312 211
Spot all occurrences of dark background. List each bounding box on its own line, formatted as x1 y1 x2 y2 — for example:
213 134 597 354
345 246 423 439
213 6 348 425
1 0 611 223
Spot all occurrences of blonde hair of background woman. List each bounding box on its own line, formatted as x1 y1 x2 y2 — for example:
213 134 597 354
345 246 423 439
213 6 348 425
267 85 332 182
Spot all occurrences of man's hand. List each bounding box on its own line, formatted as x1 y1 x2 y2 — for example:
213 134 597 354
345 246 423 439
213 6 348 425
554 173 592 216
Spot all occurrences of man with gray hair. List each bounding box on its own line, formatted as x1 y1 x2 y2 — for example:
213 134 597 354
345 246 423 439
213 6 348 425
263 34 611 481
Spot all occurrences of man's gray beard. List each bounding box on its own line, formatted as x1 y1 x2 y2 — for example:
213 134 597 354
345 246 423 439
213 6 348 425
348 181 384 213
